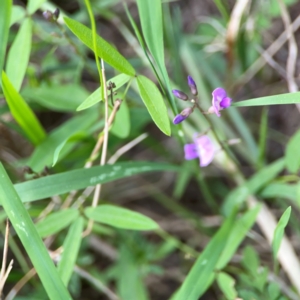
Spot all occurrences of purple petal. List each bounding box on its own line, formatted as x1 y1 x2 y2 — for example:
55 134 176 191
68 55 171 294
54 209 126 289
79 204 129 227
173 114 186 124
194 135 215 167
172 89 188 100
184 143 199 160
212 88 227 117
187 76 198 96
220 97 232 109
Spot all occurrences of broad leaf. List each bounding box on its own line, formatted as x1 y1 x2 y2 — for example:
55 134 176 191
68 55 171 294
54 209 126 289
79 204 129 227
64 17 135 76
35 209 79 238
2 71 46 145
137 75 170 136
110 99 130 138
10 5 26 26
85 205 159 230
27 0 46 15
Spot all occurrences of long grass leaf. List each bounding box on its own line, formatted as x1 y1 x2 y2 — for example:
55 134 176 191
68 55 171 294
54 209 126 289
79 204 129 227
6 18 32 91
14 162 178 203
2 71 46 145
0 163 71 300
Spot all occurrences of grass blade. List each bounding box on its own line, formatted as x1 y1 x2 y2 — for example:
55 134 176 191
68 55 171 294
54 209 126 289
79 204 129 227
173 212 236 300
6 17 32 91
64 16 135 76
0 163 71 300
2 71 46 145
14 162 178 203
137 75 171 136
57 217 84 286
233 92 300 107
85 205 159 230
0 0 11 84
285 129 300 173
272 206 291 260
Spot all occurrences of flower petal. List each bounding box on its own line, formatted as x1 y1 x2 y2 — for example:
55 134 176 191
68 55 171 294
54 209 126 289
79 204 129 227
194 135 215 167
173 114 185 124
172 89 189 100
220 97 232 109
184 143 199 160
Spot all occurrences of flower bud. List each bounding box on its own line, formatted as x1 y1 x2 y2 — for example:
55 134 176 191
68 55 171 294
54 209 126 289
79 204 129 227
172 89 189 101
187 75 198 96
53 8 60 20
43 10 54 21
173 107 194 125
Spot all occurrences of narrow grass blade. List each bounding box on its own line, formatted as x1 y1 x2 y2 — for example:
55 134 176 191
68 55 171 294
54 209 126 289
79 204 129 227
285 129 300 173
232 91 300 107
6 17 32 91
257 107 268 168
272 206 291 259
35 209 79 238
2 71 46 145
85 205 159 230
0 0 12 83
217 205 261 269
57 217 84 286
223 158 285 215
14 162 178 203
77 74 131 111
259 183 297 201
0 163 71 300
173 212 236 300
137 75 170 136
64 17 135 76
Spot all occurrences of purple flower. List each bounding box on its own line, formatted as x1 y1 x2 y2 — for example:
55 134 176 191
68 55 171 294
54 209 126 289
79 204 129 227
209 87 232 117
173 107 193 124
184 135 215 167
172 89 189 101
187 75 198 96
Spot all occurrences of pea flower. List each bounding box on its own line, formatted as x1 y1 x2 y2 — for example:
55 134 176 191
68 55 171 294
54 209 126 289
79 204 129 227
184 135 215 167
208 87 232 117
173 107 194 125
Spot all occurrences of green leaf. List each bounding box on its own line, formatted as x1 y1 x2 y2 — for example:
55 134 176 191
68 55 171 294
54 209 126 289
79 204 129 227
35 209 79 238
136 0 175 112
217 205 261 269
52 132 87 167
10 5 26 26
85 204 159 230
27 110 98 172
216 272 237 300
0 0 12 80
57 217 84 286
22 84 90 112
110 99 130 138
27 0 46 15
260 183 297 201
137 75 170 136
77 74 131 111
272 206 291 259
0 163 72 300
2 71 46 145
285 129 300 173
14 162 178 203
233 92 300 107
6 18 32 91
64 17 135 76
173 212 236 300
223 158 285 215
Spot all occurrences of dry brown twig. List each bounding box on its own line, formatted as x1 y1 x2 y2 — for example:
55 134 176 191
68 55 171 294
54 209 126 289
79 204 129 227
0 220 13 298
